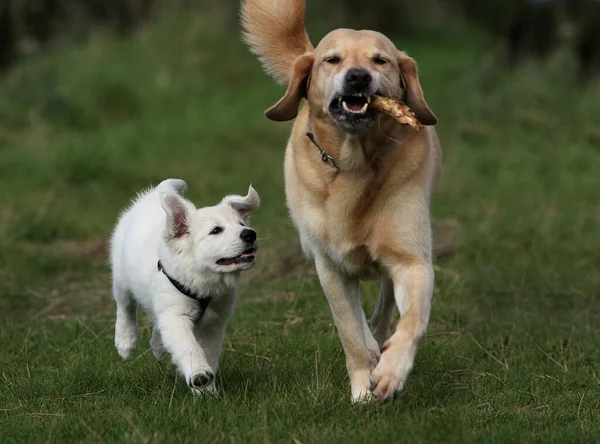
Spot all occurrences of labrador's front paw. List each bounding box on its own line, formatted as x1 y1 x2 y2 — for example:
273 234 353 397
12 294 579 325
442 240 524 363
369 339 414 402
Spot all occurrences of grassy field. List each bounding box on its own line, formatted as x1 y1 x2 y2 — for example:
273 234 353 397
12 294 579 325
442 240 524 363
1 8 599 443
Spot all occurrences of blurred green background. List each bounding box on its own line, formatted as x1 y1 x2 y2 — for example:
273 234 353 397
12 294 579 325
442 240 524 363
0 1 599 442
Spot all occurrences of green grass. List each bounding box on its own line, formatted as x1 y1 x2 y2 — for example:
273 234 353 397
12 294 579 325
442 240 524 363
1 8 600 443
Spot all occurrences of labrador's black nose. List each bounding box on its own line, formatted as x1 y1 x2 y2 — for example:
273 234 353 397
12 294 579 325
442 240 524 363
345 68 372 91
240 229 257 243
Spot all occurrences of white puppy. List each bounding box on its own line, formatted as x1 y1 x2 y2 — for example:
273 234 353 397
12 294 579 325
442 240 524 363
110 178 260 395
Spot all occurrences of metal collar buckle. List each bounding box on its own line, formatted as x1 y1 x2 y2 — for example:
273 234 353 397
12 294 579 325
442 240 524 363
306 132 339 171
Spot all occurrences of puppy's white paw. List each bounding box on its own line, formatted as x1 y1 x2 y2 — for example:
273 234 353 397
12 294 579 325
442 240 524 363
116 345 136 360
191 381 217 396
115 317 138 360
115 335 137 360
188 370 216 395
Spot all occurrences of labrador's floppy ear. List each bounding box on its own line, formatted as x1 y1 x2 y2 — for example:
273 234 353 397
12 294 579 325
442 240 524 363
265 53 314 122
396 52 438 126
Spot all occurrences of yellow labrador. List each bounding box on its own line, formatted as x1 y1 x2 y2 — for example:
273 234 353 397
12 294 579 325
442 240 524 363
242 0 441 402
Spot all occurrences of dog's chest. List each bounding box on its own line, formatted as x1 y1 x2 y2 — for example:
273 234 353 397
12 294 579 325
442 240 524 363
288 133 404 278
301 185 383 278
329 244 381 278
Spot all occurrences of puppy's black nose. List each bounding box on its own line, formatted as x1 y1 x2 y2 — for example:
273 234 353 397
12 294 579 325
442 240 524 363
240 229 257 243
345 68 372 91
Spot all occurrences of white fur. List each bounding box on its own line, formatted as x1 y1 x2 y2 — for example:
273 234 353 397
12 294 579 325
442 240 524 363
110 179 260 395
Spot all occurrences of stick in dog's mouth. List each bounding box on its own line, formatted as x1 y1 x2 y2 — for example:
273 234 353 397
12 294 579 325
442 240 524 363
370 95 422 130
216 248 256 266
328 94 422 130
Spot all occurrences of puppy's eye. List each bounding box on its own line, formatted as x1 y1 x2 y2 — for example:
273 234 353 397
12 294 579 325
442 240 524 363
373 57 388 65
324 56 341 65
209 226 223 235
239 222 246 227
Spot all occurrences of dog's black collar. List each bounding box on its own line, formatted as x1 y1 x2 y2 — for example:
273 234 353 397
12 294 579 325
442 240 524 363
306 131 339 171
157 260 212 313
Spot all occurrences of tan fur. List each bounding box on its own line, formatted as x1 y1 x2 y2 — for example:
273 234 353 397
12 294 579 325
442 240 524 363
242 1 442 402
240 0 313 85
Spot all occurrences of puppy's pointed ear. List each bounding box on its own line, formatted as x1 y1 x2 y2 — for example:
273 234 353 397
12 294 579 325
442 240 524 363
265 53 314 122
160 192 191 238
220 185 260 221
396 51 437 126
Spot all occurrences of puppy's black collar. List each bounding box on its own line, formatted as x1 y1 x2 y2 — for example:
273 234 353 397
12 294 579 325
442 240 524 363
306 131 339 171
157 260 212 314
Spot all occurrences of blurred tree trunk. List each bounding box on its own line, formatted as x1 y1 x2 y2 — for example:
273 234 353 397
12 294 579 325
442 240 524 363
0 2 16 69
569 0 600 81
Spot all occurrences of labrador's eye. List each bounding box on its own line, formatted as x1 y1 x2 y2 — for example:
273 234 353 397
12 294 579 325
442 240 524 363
325 56 341 64
209 226 223 235
373 57 388 65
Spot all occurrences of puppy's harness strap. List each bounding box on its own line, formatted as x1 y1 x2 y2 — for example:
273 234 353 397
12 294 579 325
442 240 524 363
157 260 212 314
306 132 339 171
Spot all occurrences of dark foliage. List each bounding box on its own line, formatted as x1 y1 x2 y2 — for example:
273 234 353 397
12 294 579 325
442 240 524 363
0 0 155 71
0 0 599 80
455 0 600 80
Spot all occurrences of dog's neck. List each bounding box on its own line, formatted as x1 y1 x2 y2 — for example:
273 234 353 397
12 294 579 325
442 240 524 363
157 260 207 301
157 244 238 298
306 115 400 172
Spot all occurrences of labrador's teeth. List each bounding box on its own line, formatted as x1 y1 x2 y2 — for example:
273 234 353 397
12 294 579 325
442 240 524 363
367 96 372 104
341 100 369 114
338 96 342 104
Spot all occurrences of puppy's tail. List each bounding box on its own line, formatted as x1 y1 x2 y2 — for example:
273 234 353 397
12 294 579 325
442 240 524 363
241 0 313 85
156 179 187 195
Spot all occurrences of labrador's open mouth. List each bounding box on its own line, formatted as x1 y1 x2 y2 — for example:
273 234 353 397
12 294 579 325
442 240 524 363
216 248 256 266
328 93 378 127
